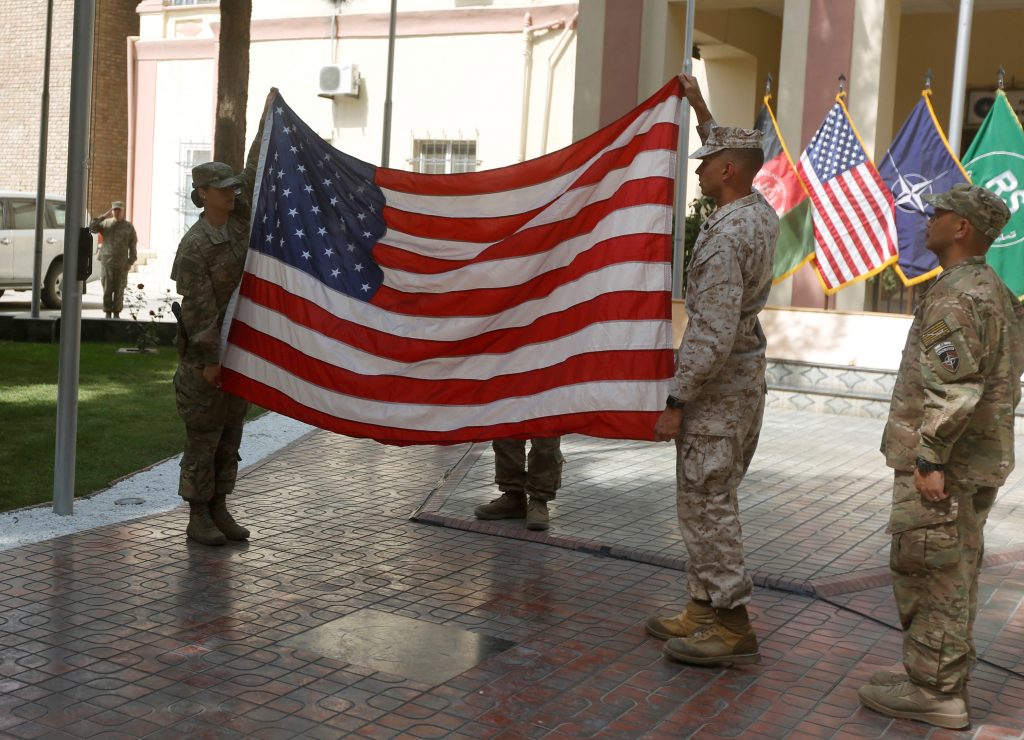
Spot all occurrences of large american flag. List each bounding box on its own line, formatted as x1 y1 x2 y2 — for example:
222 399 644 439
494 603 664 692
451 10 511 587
797 96 898 292
219 81 681 445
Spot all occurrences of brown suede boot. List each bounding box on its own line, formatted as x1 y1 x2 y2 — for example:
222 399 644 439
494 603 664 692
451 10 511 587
526 498 549 531
210 493 250 541
858 680 969 730
870 671 970 715
474 491 527 520
662 604 760 666
187 501 226 546
645 600 715 640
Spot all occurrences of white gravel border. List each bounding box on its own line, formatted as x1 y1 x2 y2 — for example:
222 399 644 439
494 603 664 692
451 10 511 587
0 412 315 552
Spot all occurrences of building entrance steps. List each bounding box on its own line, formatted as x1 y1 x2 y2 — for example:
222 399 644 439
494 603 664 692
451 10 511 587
0 408 1022 736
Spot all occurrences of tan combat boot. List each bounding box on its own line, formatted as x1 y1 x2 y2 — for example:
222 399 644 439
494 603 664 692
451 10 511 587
474 491 527 520
858 680 969 730
645 600 715 640
869 671 971 716
662 604 760 666
526 498 549 531
187 501 226 546
210 493 250 541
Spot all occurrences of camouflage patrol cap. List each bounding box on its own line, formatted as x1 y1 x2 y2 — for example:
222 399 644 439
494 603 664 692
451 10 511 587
192 161 241 189
923 183 1011 240
111 200 124 210
689 125 763 159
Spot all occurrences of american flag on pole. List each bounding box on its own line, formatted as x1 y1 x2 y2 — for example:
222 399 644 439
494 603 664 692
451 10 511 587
797 95 898 293
219 81 682 446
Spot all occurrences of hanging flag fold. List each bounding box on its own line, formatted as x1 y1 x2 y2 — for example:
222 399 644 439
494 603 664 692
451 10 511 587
962 89 1024 298
879 89 969 286
219 80 683 446
753 95 813 283
797 94 899 294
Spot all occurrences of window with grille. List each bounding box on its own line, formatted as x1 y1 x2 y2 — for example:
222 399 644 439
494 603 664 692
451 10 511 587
411 139 479 174
176 142 211 241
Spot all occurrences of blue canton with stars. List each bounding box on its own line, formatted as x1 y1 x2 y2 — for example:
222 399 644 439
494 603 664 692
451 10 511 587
250 94 386 301
803 102 866 183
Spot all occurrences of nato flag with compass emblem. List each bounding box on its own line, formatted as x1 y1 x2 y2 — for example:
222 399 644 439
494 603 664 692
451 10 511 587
879 91 968 285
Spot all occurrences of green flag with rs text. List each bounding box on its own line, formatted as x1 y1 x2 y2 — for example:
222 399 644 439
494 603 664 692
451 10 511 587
962 90 1024 297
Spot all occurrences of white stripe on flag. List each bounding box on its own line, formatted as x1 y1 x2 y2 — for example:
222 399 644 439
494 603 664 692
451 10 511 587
242 250 670 340
381 204 673 293
379 97 680 218
233 298 672 379
227 346 669 430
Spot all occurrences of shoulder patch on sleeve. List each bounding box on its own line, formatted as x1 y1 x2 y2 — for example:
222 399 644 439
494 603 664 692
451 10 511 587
921 319 953 348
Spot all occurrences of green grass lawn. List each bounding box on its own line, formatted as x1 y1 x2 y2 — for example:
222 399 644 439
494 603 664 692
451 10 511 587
0 342 262 513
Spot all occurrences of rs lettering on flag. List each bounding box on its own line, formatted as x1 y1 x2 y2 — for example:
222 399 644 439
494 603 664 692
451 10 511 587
219 82 683 446
797 96 898 293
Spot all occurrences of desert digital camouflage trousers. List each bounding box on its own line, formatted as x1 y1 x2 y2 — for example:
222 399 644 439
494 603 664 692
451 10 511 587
493 437 563 501
174 363 249 504
676 391 764 609
888 470 997 693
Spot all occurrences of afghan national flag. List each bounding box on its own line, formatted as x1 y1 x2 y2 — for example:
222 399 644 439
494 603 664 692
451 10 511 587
753 95 813 282
962 89 1024 298
879 89 968 286
220 81 682 446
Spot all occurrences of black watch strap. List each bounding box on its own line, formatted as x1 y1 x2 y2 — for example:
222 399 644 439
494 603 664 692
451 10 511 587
915 456 944 474
666 395 685 410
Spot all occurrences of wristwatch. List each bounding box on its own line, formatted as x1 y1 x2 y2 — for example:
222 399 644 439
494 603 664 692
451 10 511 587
915 456 944 474
665 395 685 410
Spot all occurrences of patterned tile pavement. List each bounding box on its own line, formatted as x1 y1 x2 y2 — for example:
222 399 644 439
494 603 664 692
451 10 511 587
1 407 1022 738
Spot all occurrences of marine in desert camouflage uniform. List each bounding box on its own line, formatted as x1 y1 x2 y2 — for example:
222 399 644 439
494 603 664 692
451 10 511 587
89 201 138 317
858 184 1023 730
645 74 778 667
171 111 268 546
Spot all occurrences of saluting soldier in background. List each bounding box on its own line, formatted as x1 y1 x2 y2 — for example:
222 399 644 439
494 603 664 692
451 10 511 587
89 200 137 318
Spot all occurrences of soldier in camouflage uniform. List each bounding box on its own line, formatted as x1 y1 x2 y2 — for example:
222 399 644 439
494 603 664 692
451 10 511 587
645 74 778 667
474 437 564 531
89 201 138 318
859 184 1023 730
171 123 265 546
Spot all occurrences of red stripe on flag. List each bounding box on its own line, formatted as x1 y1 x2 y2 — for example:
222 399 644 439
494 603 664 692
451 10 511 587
827 177 878 269
374 81 681 196
221 371 662 445
842 168 888 263
798 161 856 284
229 321 673 406
569 122 680 190
374 177 673 273
373 234 670 316
238 274 670 361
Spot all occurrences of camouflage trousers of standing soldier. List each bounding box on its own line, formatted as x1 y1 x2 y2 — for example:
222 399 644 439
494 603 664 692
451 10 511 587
675 391 764 609
493 437 563 501
101 262 129 314
888 470 997 693
174 362 249 504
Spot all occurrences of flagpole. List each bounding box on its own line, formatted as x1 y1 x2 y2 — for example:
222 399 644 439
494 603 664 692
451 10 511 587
672 0 696 301
947 0 974 155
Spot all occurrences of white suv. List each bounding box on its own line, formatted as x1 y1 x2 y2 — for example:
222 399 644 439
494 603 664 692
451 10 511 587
0 191 101 309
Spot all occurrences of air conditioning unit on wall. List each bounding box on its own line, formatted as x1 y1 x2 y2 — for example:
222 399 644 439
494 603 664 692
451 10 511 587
319 64 361 98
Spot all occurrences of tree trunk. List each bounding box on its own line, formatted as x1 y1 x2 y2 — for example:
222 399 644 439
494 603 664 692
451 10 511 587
214 0 252 172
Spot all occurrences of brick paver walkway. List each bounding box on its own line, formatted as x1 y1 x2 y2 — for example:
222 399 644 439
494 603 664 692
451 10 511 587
2 408 1023 738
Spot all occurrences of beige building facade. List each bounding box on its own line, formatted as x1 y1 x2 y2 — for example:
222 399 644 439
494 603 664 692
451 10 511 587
128 0 579 286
